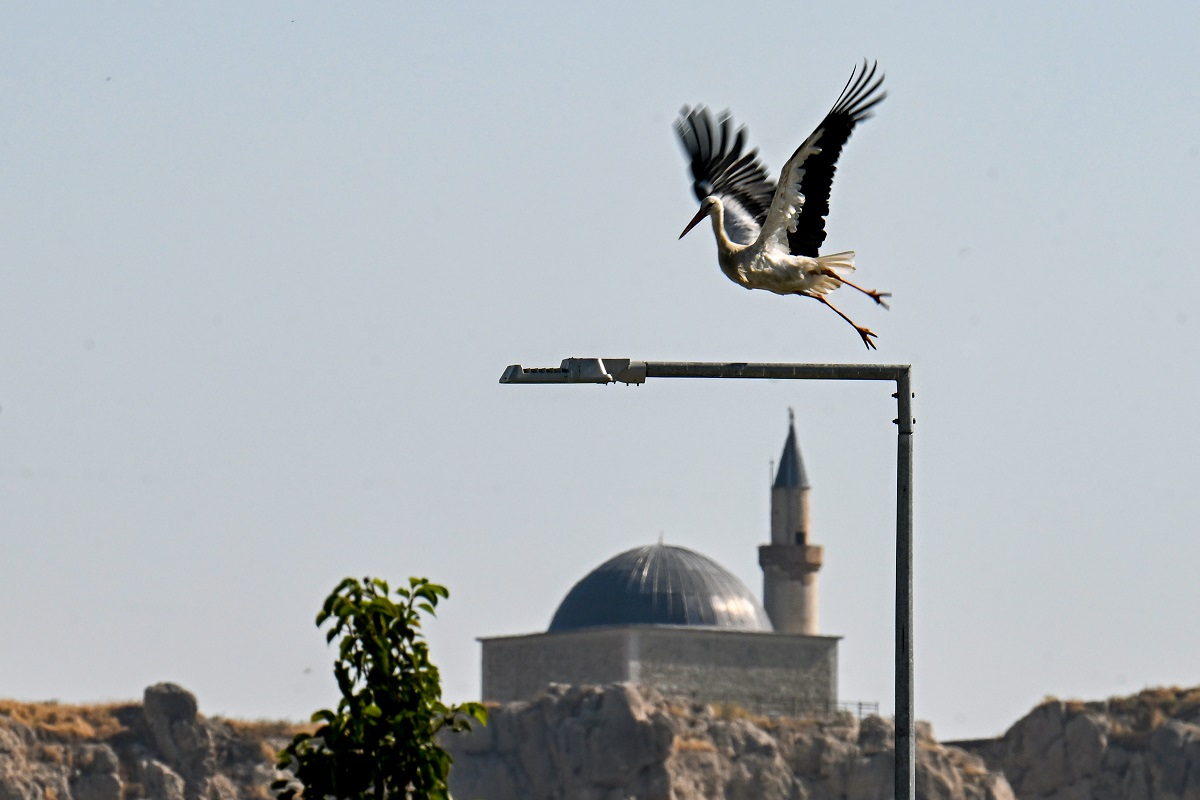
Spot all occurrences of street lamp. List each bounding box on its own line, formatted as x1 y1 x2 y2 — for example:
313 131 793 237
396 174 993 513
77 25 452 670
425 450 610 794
499 357 915 800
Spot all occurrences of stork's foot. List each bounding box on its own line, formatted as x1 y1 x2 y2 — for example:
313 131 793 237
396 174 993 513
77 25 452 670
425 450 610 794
801 290 881 349
821 269 892 309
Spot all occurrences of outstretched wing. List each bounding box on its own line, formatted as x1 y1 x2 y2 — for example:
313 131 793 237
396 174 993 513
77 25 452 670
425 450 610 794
675 106 776 245
785 61 886 257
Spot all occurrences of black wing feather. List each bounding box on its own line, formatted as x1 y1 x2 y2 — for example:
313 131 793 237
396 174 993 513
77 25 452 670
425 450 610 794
787 60 886 257
674 106 776 240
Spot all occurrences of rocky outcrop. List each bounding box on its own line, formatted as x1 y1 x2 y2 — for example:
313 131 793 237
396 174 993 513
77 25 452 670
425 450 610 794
8 682 1200 799
444 682 1015 800
140 682 242 800
69 745 122 800
0 726 64 800
958 687 1200 800
0 683 287 800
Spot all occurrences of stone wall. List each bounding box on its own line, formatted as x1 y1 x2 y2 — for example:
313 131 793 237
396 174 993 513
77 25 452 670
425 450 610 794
481 625 838 714
481 628 632 702
634 627 837 714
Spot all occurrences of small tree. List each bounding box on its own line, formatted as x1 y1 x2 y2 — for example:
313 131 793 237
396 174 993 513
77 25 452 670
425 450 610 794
273 576 487 800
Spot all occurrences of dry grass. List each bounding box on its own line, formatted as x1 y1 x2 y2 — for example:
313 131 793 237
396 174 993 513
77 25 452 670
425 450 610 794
0 700 133 741
769 714 831 732
1108 686 1200 720
243 784 273 800
1108 721 1154 751
710 703 772 728
673 735 717 753
664 701 694 718
1096 685 1200 750
35 744 66 764
216 717 312 740
0 697 303 800
209 716 311 767
1042 686 1200 728
707 703 830 733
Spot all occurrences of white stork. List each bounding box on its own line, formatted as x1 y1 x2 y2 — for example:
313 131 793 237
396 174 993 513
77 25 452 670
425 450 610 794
676 61 889 349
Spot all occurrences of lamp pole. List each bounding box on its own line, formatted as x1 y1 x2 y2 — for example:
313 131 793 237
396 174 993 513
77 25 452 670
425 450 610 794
500 358 915 800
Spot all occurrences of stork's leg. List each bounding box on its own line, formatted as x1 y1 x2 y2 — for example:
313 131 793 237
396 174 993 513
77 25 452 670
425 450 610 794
821 270 892 309
801 291 879 350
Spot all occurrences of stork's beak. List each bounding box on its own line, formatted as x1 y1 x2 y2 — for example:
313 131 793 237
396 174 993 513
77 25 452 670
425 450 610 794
679 206 709 239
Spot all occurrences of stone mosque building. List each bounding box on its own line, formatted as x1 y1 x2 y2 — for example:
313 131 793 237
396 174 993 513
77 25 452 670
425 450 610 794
480 414 844 715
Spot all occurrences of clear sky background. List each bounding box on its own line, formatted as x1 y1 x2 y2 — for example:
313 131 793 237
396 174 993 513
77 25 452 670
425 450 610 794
3 2 1198 742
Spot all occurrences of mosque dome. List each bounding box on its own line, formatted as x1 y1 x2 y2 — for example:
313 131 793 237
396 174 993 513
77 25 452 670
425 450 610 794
548 543 773 633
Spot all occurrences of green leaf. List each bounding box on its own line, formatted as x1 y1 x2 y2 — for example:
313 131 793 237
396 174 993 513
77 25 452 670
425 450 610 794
277 574 461 800
462 702 489 725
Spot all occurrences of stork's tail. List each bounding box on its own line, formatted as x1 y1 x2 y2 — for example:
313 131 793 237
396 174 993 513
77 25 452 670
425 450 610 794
810 250 856 294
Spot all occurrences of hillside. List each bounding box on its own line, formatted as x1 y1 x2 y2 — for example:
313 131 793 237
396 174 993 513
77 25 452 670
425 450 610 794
955 686 1200 800
0 683 294 800
3 682 1200 799
444 682 1009 800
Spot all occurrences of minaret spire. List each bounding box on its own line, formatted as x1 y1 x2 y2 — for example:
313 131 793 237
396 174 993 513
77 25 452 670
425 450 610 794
759 411 824 634
773 408 811 491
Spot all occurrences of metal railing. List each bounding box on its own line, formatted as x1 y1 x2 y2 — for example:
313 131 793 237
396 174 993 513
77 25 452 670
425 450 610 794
704 696 881 721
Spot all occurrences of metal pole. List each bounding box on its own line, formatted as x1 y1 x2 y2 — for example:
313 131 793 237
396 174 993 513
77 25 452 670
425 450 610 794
895 369 915 800
643 361 909 382
499 357 915 800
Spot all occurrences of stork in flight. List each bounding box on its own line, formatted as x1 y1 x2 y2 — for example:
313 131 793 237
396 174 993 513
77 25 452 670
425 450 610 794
676 61 888 348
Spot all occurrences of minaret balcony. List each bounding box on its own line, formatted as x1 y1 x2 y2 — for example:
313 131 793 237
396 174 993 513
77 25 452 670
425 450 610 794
758 543 824 576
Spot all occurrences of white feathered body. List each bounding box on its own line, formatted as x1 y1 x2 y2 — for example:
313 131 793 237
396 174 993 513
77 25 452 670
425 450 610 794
704 194 856 298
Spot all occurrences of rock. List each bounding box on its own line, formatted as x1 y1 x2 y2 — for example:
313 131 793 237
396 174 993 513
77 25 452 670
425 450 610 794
0 729 21 759
1063 712 1108 781
69 745 122 800
0 722 70 800
579 684 673 782
1125 757 1154 800
445 685 1012 800
858 715 895 754
845 751 894 800
725 754 799 800
17 681 1200 800
1044 779 1094 800
1018 700 1070 795
196 773 239 800
143 683 200 763
445 756 521 800
142 758 187 800
142 682 217 799
964 689 1200 800
0 684 290 800
1147 720 1196 797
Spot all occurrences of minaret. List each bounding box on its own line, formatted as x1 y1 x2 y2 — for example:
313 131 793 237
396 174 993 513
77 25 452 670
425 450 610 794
758 410 823 634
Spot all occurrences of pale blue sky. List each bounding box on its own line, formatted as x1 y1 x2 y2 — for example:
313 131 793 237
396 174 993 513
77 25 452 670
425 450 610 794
2 2 1198 741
